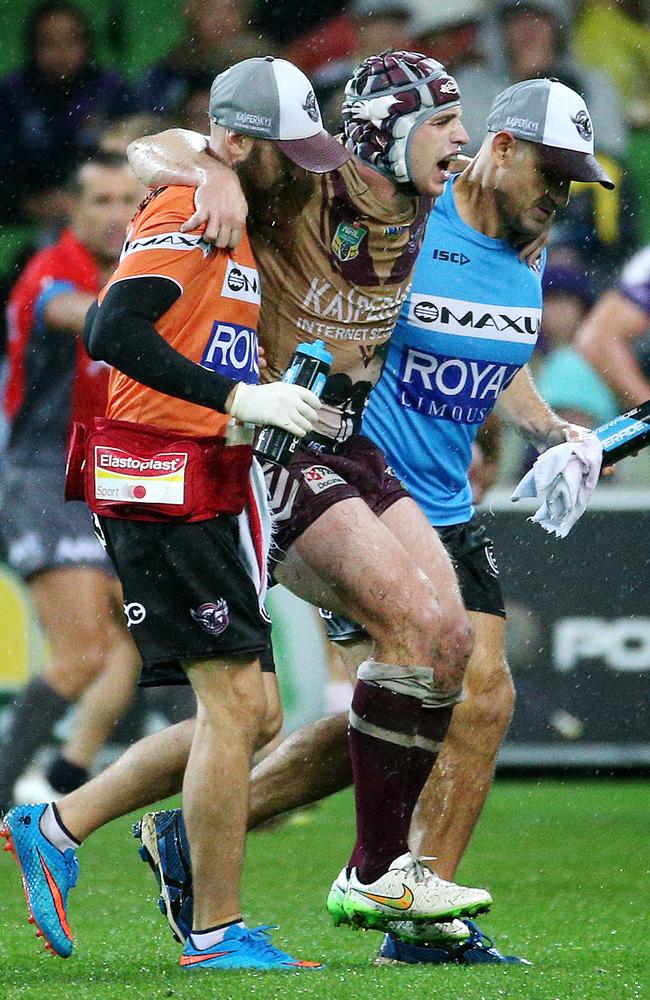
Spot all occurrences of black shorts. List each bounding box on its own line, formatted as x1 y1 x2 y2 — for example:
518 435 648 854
96 514 273 686
261 434 409 565
320 514 505 642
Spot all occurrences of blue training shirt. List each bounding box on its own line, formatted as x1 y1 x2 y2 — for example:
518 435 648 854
362 177 543 526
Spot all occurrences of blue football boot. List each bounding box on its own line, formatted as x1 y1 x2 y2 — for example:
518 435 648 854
1 803 79 957
132 808 192 942
377 919 532 965
180 924 322 971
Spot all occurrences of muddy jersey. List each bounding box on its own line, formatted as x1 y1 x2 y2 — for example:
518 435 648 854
617 245 650 316
100 185 260 438
253 156 431 442
363 176 544 526
4 229 108 463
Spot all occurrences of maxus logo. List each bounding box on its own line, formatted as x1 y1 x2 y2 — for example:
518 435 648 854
413 302 439 323
201 322 259 382
408 293 541 344
554 617 650 673
397 347 518 424
221 258 261 305
120 231 211 261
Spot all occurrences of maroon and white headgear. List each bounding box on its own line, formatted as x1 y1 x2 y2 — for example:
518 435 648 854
342 50 461 184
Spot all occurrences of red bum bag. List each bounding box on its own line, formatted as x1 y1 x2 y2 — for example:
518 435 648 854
65 417 253 522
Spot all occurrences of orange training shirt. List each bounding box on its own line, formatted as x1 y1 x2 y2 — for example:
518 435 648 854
99 185 261 438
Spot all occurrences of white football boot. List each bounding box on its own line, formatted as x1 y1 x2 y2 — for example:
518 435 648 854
328 865 471 941
342 853 492 930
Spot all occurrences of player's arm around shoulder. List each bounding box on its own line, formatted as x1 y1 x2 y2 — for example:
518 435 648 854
127 128 247 250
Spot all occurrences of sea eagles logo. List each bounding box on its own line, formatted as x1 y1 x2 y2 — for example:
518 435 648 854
571 110 592 142
332 221 367 262
303 90 319 122
190 599 230 636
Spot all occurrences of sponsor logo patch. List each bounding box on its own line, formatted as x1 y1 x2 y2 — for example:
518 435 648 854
505 115 539 134
201 321 259 383
124 602 147 627
221 258 261 304
234 111 272 132
120 231 211 261
93 447 187 505
190 599 230 635
332 222 367 262
302 465 347 494
485 544 500 577
408 293 541 343
431 248 471 266
303 90 319 122
571 110 592 142
397 346 519 424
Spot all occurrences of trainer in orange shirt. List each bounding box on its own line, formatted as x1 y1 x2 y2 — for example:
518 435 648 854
1 57 348 972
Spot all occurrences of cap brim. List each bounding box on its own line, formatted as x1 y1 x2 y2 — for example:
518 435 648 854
540 144 615 190
272 132 350 173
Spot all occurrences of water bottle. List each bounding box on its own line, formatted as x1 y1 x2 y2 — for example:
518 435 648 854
255 340 333 465
593 399 650 464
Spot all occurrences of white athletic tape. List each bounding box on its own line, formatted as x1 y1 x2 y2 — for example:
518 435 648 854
357 659 434 701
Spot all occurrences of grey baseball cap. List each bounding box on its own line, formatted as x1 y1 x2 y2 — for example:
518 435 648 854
209 56 350 173
487 78 614 189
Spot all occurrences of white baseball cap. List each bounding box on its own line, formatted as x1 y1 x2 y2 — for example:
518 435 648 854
486 78 614 189
209 56 350 173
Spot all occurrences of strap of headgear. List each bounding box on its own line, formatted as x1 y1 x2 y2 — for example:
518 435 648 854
342 50 461 184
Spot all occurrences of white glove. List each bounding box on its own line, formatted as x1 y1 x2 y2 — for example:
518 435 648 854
226 381 321 437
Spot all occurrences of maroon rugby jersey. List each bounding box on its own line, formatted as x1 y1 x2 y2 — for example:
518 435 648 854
252 157 431 441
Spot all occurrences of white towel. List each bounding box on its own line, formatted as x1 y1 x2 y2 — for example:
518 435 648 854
511 434 603 538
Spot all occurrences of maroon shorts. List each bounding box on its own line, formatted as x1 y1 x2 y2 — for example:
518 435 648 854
259 434 409 566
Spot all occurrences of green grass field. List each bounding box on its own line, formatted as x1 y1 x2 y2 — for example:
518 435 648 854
0 780 647 1000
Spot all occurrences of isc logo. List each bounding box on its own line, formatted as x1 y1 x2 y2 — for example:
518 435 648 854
553 617 650 673
201 322 259 382
432 249 471 266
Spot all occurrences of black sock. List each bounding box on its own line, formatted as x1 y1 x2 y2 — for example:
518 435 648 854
0 678 72 810
46 757 89 795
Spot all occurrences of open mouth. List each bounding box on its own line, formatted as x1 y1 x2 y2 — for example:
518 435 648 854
436 153 469 180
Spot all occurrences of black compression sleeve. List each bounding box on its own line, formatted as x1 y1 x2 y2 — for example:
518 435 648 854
85 276 237 413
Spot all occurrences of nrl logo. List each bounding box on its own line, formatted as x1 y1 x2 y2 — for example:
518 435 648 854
332 221 368 262
190 599 230 636
571 110 592 142
303 90 319 122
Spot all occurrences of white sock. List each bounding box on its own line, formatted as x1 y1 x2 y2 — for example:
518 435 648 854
39 803 80 852
191 919 245 950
